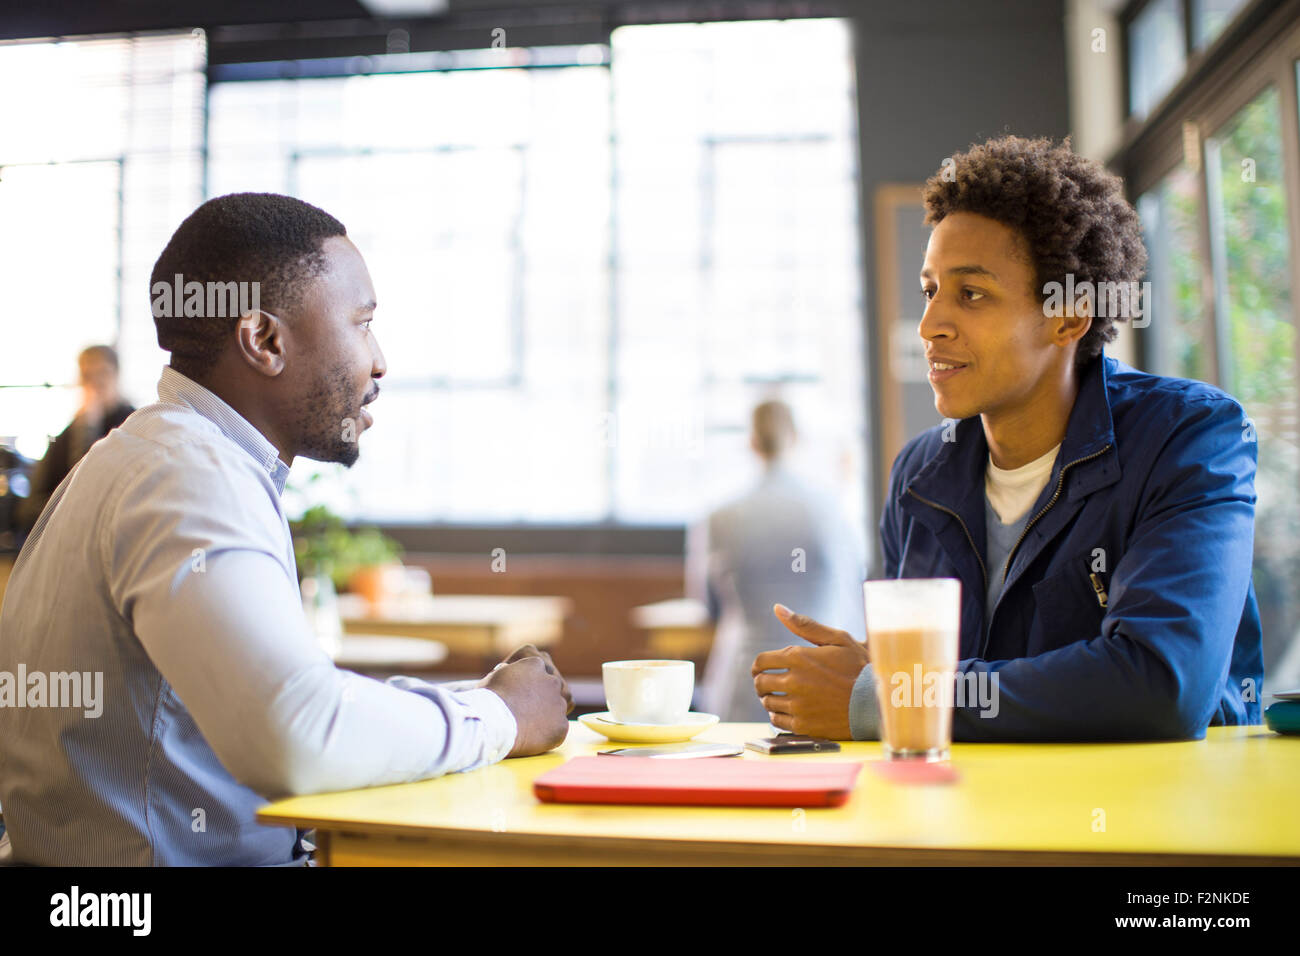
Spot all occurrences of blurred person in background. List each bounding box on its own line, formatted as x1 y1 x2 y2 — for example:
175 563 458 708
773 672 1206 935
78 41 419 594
16 345 134 534
687 400 866 721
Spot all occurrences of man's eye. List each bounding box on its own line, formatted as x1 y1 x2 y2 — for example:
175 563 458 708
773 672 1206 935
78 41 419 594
920 288 935 301
362 319 373 331
962 288 985 302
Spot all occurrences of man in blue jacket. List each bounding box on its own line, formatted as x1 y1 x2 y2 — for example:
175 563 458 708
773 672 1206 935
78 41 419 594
753 135 1263 741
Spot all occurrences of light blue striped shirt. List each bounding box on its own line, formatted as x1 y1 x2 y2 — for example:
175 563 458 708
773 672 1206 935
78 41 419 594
0 366 516 866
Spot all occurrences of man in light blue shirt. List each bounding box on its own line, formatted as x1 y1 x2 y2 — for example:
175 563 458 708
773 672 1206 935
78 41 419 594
0 193 572 865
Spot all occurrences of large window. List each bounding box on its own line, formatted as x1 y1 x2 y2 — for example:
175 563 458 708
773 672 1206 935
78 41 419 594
1207 84 1300 688
608 21 863 525
1127 0 1255 119
210 61 613 524
1137 164 1209 381
1195 0 1253 46
208 18 866 530
0 32 204 458
1129 0 1188 118
0 21 864 536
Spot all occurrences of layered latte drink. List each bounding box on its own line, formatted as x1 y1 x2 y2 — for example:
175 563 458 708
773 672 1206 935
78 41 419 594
863 579 961 761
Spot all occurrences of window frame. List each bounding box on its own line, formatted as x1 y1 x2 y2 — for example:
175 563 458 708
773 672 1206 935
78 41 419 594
1119 0 1300 388
1121 0 1275 122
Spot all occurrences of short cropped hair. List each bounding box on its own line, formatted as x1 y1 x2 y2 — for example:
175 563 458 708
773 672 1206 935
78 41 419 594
752 400 796 459
149 193 346 378
922 136 1147 367
78 345 119 371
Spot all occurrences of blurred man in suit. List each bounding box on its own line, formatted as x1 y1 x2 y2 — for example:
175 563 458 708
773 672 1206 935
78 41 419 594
687 400 865 721
16 345 134 534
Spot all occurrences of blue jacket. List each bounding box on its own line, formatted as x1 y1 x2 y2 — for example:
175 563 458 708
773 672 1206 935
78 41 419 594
874 355 1263 741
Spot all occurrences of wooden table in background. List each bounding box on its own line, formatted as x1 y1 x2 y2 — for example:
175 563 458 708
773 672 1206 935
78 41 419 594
333 634 448 676
257 722 1300 866
338 593 570 669
630 598 714 660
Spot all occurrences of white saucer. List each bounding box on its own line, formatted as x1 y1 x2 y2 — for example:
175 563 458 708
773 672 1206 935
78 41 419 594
578 711 720 743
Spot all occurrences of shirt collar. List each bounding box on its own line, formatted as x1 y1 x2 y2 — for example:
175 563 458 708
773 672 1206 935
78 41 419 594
987 441 1061 480
156 366 292 494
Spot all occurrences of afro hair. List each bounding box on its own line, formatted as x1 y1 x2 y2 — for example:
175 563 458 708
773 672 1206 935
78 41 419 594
922 136 1148 367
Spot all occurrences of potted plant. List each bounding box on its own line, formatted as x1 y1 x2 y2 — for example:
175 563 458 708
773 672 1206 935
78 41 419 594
290 503 405 631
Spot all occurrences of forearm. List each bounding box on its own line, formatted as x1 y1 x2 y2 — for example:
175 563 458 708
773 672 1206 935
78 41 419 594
947 630 1200 741
130 549 516 798
266 668 517 795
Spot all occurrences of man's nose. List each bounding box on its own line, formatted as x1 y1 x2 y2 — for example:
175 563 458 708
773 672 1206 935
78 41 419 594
370 335 387 379
917 297 953 343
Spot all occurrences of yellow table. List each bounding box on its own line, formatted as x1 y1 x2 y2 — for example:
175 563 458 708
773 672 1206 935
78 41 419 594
257 722 1300 866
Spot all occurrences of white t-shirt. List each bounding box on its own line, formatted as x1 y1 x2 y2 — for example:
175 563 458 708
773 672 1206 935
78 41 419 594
985 442 1061 526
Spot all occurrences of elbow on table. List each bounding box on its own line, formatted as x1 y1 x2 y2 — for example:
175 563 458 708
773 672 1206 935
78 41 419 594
1127 685 1212 741
1132 707 1206 741
1117 637 1216 741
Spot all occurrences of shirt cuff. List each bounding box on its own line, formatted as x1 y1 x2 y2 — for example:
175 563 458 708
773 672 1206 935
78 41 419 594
848 665 882 741
453 686 518 764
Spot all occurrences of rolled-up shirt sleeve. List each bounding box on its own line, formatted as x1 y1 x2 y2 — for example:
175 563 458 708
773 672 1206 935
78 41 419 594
105 443 516 799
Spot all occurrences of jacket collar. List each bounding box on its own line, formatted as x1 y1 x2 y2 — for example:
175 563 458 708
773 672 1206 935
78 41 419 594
904 355 1119 514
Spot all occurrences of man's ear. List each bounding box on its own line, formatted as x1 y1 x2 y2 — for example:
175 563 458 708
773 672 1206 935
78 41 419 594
1056 295 1092 349
235 310 287 377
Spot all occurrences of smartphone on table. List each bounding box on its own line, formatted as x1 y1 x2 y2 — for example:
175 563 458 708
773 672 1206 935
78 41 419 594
745 734 841 754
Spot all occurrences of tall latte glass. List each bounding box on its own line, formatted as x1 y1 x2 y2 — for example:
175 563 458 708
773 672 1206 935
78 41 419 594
863 578 961 761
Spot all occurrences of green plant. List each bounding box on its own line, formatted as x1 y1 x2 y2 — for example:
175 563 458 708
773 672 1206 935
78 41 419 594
290 503 403 592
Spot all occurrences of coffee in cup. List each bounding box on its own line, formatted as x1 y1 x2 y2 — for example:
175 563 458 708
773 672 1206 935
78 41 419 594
602 659 694 725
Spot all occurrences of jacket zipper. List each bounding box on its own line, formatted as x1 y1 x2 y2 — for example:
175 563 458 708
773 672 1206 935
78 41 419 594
905 488 988 595
905 442 1112 656
1089 572 1109 608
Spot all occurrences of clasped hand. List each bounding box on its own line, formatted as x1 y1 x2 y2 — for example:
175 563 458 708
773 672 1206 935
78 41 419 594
480 645 573 757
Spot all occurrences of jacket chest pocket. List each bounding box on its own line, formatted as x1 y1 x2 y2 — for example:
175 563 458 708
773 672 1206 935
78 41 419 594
1029 553 1108 654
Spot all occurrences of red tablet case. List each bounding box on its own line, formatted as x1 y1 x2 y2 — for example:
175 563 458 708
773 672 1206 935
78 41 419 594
533 757 863 807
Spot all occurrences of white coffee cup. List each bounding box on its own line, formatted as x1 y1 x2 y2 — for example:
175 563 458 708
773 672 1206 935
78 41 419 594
602 659 694 725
